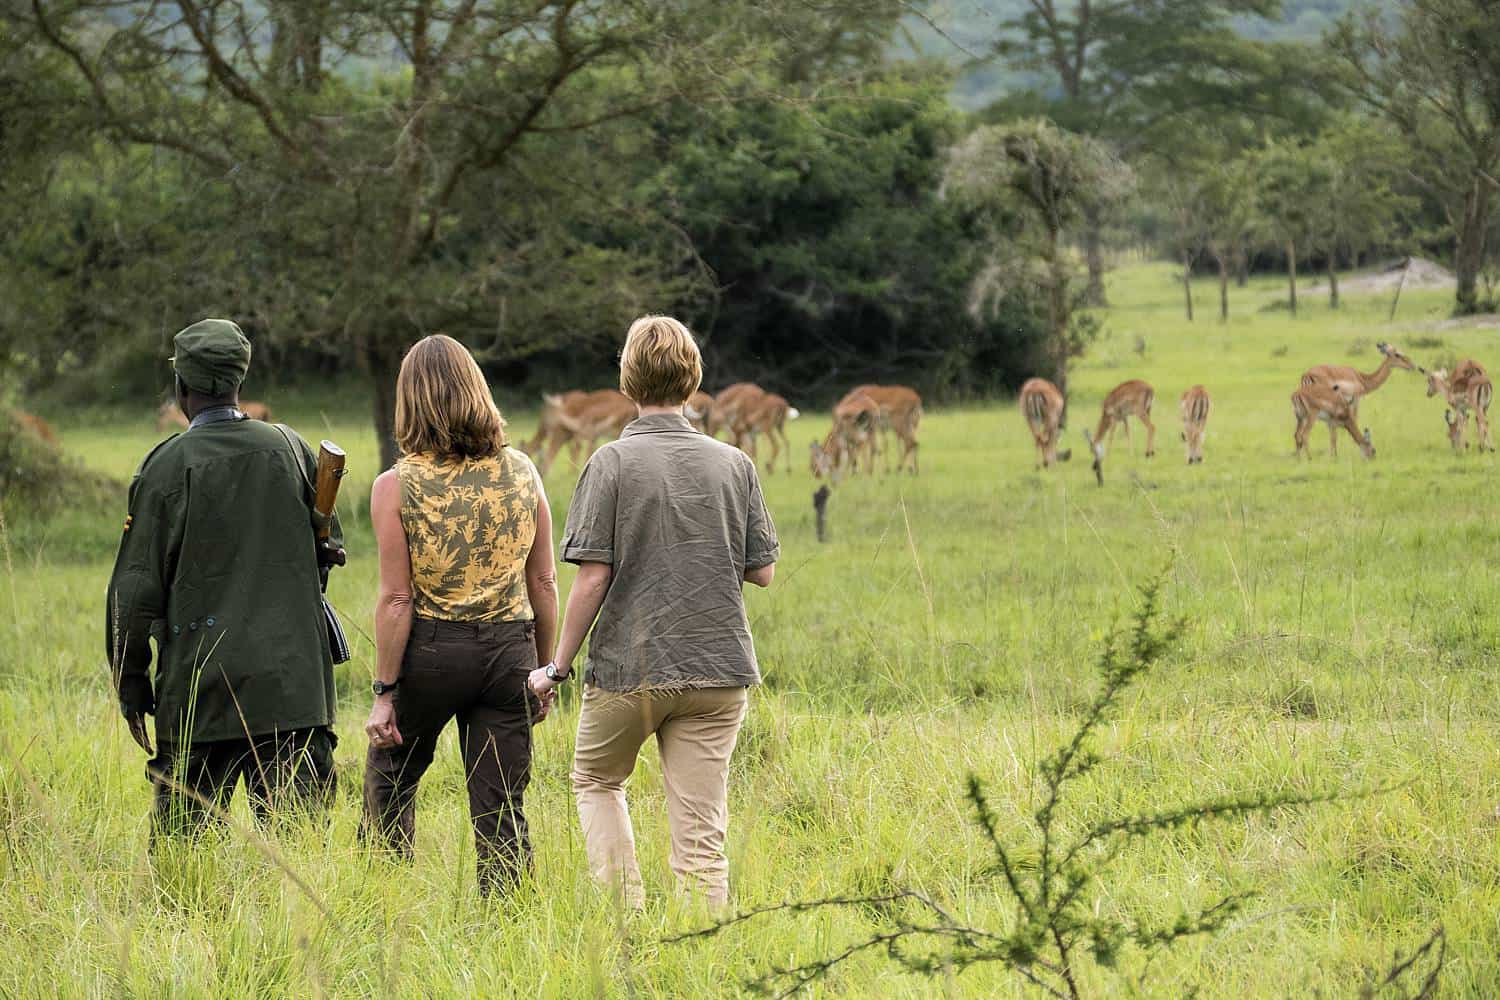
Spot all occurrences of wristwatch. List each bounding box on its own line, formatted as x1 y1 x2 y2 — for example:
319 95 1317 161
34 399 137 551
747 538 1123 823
372 679 400 696
544 663 570 683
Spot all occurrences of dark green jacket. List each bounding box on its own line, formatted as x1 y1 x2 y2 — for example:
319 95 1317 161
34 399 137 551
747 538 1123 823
105 418 341 743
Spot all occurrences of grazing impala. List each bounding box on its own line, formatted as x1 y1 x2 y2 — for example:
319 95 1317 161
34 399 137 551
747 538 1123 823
240 400 273 421
837 384 923 475
1018 377 1070 468
526 389 622 475
685 390 716 433
1300 342 1415 454
1424 366 1494 452
1292 382 1374 459
1082 379 1156 483
730 392 799 472
1179 385 1211 465
811 391 881 481
706 382 766 441
554 389 637 459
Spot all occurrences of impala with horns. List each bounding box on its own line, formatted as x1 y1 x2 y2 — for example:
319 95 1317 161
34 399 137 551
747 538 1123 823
729 392 799 472
1082 379 1156 485
1299 342 1414 455
1018 377 1070 469
811 391 881 482
1424 363 1493 452
1292 382 1373 460
1179 385 1210 465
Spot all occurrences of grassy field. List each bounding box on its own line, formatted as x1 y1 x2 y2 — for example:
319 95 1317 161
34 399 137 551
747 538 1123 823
3 262 1499 997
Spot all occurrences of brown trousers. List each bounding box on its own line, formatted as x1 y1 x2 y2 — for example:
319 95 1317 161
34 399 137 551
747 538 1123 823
362 619 541 894
571 685 748 908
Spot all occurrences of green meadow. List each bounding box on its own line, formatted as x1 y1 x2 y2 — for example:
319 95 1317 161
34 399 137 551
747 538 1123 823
3 262 1498 997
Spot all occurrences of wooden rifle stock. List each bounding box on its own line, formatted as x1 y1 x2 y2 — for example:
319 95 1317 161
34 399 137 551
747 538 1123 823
313 441 347 541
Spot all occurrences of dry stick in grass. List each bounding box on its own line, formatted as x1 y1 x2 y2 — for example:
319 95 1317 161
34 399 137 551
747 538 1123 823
667 564 1413 999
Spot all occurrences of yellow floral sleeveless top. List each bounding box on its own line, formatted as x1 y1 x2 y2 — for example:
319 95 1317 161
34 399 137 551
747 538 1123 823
396 447 539 622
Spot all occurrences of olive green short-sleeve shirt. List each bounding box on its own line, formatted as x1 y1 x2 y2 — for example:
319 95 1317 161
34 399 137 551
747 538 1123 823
560 412 779 691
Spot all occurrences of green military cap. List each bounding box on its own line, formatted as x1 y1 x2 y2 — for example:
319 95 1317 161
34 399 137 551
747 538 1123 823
171 319 252 396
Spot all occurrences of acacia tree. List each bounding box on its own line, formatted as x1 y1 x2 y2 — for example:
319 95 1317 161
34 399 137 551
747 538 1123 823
944 120 1131 398
981 0 1305 305
10 0 900 467
1328 0 1500 314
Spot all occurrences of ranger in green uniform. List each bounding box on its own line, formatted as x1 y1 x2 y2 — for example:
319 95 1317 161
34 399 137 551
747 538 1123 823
106 319 344 832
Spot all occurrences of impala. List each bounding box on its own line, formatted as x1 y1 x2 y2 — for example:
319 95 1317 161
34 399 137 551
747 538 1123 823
685 390 716 433
526 389 615 475
1018 377 1070 468
554 389 637 459
730 392 799 472
1292 382 1373 460
1299 342 1414 455
706 382 766 442
1179 385 1210 465
1424 365 1493 452
837 384 923 475
1082 379 1156 484
811 391 881 481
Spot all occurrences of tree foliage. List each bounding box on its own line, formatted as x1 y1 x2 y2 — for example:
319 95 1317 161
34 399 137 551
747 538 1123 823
944 119 1131 395
1327 0 1500 314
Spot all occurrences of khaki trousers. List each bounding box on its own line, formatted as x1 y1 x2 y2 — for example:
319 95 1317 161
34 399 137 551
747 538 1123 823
571 684 748 908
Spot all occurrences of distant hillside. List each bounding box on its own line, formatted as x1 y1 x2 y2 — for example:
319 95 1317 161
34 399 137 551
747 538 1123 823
900 0 1361 109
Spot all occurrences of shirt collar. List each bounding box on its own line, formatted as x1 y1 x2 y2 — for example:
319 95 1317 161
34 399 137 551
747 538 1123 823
619 411 695 437
188 405 247 429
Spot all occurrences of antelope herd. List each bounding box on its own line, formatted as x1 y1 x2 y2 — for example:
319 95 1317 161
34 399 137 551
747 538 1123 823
122 341 1491 483
1018 340 1491 484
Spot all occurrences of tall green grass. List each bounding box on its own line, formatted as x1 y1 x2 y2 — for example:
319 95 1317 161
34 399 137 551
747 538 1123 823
2 263 1498 996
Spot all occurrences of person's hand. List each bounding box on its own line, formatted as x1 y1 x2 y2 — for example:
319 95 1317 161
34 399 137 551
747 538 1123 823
533 687 556 723
317 539 347 569
365 697 402 749
528 666 559 699
125 712 153 755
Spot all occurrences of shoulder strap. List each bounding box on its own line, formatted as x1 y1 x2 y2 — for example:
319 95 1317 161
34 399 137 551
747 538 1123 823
272 423 316 506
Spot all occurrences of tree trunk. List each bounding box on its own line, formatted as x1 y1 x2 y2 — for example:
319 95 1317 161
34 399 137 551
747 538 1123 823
1455 176 1492 316
1327 252 1340 309
1286 239 1298 316
1217 253 1229 321
1083 203 1107 306
1182 250 1194 321
1235 243 1249 287
368 342 402 471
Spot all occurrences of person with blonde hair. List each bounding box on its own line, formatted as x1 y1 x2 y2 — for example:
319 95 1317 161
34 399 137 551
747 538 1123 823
529 315 779 909
362 334 558 894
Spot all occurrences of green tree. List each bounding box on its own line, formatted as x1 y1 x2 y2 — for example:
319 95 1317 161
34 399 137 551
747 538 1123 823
9 0 902 468
1328 0 1500 314
644 65 1047 400
981 0 1311 305
1306 119 1417 308
1253 139 1328 315
944 119 1131 398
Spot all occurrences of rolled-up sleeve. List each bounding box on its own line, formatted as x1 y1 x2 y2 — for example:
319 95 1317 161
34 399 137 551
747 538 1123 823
744 462 779 570
561 451 618 565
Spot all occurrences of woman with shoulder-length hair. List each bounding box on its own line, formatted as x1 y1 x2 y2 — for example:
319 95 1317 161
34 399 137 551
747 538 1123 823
362 334 558 895
528 315 779 910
